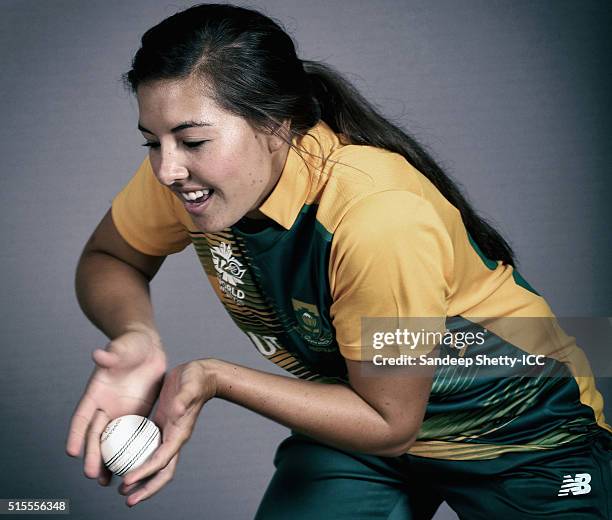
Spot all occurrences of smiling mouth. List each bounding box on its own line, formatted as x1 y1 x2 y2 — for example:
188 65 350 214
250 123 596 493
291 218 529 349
178 189 214 204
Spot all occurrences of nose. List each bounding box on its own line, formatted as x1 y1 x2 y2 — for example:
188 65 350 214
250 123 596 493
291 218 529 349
156 147 188 186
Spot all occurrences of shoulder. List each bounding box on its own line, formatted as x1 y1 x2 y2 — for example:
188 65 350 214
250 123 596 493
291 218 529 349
315 143 454 237
328 144 424 194
329 190 454 273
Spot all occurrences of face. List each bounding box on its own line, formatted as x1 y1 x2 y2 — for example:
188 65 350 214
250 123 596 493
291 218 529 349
136 78 289 232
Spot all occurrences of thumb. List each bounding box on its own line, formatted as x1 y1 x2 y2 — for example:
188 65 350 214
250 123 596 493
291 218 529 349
174 382 206 417
122 435 183 487
92 348 120 369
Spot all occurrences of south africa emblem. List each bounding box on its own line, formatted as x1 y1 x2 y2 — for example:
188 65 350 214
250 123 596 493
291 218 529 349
291 298 334 349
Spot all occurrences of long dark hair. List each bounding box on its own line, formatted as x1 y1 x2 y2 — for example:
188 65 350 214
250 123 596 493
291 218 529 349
124 3 516 266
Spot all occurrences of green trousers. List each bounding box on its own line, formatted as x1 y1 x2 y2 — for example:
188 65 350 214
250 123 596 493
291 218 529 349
255 432 611 519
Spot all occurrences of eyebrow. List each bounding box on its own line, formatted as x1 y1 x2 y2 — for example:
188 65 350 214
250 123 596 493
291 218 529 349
137 120 213 135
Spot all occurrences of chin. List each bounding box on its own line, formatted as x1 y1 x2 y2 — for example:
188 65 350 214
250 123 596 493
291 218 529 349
190 214 237 233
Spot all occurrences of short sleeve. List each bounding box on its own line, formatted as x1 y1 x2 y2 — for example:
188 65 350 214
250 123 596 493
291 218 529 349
111 157 192 256
329 191 454 361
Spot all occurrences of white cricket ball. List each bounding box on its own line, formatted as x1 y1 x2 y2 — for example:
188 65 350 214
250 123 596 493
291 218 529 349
100 415 161 476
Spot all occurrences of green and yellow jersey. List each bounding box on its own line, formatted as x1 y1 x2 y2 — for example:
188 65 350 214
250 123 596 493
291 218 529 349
112 121 610 461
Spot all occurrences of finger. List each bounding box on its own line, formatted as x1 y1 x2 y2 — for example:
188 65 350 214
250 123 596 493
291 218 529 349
118 479 140 496
125 454 179 507
91 348 120 369
122 435 185 487
66 395 97 457
118 471 155 496
97 467 113 487
84 409 110 479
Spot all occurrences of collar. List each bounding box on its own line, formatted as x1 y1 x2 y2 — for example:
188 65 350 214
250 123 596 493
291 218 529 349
258 121 341 230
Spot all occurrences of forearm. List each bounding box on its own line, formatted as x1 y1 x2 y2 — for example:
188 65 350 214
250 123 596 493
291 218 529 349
207 359 417 457
75 251 160 343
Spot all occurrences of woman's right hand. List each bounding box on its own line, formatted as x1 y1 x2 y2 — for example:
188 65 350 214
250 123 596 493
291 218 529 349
65 328 167 485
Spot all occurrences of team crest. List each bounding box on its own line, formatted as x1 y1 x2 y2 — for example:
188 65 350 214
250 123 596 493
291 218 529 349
291 298 334 349
210 242 246 304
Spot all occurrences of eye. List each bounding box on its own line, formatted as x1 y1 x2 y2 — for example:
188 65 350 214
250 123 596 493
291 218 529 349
183 140 208 149
141 141 160 149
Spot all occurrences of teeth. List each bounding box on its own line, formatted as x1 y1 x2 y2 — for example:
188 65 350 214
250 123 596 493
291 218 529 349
180 189 211 201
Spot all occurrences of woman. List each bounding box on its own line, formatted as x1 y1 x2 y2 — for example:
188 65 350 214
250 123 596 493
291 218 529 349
66 4 611 518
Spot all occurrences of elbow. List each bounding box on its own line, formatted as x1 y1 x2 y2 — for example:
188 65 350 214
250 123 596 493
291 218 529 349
376 439 417 458
75 252 93 296
367 429 419 458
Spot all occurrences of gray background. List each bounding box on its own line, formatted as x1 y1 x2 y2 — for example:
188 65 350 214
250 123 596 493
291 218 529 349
1 0 610 518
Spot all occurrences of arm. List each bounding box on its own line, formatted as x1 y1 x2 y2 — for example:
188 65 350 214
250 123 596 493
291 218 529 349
212 358 433 457
66 209 168 482
75 208 164 341
119 356 434 506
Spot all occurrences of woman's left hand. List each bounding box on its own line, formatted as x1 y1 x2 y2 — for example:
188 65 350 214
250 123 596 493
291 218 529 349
118 359 218 506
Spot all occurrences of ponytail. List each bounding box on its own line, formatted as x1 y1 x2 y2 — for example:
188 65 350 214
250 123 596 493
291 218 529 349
303 60 516 267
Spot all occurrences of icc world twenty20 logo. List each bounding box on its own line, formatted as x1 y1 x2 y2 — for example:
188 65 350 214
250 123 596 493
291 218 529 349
210 242 247 304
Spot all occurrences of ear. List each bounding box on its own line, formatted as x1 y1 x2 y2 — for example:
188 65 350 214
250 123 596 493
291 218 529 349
266 119 291 153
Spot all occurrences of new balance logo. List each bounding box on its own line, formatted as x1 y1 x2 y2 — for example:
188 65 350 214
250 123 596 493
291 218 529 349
557 473 591 496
